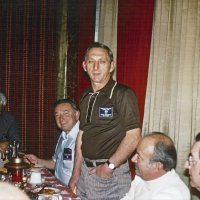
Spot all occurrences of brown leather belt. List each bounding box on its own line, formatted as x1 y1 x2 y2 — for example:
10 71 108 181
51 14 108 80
84 160 106 167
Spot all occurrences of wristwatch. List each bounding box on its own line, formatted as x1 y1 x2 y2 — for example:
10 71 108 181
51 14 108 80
106 160 116 170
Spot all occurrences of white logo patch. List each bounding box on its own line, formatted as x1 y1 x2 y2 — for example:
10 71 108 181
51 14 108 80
99 107 113 118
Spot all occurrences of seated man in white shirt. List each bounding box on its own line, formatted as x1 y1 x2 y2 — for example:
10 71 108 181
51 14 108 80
121 132 190 200
26 99 80 185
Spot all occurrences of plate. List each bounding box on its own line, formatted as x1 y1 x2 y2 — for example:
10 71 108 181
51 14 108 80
34 164 44 168
31 187 60 197
30 164 44 170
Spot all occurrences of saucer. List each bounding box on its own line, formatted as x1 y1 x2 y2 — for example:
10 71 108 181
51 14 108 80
31 187 60 197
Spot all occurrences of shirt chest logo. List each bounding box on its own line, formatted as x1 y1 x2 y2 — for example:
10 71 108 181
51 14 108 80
99 107 113 118
63 148 72 161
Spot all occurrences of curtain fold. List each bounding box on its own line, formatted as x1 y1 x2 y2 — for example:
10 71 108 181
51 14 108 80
66 0 81 100
143 1 200 198
97 0 118 79
56 0 68 99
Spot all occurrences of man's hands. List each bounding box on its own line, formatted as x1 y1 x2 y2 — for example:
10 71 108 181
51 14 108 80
68 170 80 191
88 163 113 178
24 154 39 165
68 162 113 191
24 154 55 170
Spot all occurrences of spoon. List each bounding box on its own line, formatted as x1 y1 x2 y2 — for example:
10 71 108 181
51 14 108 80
38 184 46 192
18 152 35 167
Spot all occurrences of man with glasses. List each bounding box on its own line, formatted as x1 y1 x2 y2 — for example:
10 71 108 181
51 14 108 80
185 132 200 191
121 132 190 200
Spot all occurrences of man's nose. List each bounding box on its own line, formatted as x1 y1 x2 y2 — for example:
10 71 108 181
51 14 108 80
184 160 191 169
131 154 138 163
58 114 64 121
93 61 100 70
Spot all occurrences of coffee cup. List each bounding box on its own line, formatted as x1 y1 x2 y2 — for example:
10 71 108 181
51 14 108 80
29 171 42 184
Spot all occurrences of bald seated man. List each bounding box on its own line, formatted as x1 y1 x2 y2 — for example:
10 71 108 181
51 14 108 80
185 132 200 191
0 182 30 200
121 132 190 200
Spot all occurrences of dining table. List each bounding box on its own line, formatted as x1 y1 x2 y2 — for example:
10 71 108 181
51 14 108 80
0 144 80 199
23 167 81 200
7 167 80 200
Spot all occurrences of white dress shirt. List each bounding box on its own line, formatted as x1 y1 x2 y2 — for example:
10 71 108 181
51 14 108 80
52 121 79 185
121 169 190 200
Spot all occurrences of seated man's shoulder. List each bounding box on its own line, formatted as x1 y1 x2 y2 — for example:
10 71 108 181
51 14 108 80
155 171 190 200
154 188 190 200
1 111 15 119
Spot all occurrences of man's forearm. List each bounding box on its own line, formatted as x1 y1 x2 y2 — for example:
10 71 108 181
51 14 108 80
109 128 141 167
37 159 55 170
69 131 83 189
72 131 83 175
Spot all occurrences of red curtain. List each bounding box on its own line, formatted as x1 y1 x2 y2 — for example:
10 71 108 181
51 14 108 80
0 0 154 162
0 0 59 158
76 0 96 102
67 0 96 102
117 0 154 124
117 0 154 177
75 0 155 122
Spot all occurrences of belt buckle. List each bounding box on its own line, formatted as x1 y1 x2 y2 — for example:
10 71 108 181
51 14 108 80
85 161 94 167
85 160 105 167
96 161 105 166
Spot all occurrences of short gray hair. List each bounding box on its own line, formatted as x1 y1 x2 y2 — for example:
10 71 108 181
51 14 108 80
149 132 177 171
84 42 114 63
0 92 7 106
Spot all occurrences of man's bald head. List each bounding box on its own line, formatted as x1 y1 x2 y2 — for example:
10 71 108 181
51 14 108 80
140 132 177 171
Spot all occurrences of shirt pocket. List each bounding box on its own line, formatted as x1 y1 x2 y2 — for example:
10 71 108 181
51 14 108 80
62 147 73 170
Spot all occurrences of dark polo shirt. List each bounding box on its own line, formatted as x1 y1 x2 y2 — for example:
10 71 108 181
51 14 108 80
80 79 140 159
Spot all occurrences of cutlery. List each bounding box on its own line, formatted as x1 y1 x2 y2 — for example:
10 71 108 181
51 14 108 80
18 152 35 167
37 184 46 194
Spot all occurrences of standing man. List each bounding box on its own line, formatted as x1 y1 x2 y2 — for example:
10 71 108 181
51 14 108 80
69 42 141 199
121 132 190 200
27 99 80 186
185 132 200 191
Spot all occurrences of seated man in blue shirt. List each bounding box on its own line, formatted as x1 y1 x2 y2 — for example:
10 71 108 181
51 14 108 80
26 99 80 185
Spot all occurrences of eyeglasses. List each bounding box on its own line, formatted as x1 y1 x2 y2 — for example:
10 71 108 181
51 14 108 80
187 153 200 167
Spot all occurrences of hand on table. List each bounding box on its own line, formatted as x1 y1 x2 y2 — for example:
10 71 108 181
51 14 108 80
24 154 38 165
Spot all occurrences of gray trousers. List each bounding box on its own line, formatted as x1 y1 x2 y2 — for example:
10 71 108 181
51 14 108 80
77 161 131 200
